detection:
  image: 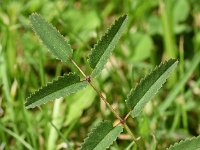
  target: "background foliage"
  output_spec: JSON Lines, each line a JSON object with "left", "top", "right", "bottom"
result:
{"left": 0, "top": 0, "right": 200, "bottom": 149}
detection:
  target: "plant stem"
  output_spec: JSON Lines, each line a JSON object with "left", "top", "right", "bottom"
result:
{"left": 89, "top": 81, "right": 123, "bottom": 122}
{"left": 89, "top": 81, "right": 145, "bottom": 149}
{"left": 70, "top": 59, "right": 86, "bottom": 78}
{"left": 70, "top": 59, "right": 123, "bottom": 121}
{"left": 70, "top": 59, "right": 142, "bottom": 148}
{"left": 124, "top": 123, "right": 137, "bottom": 141}
{"left": 124, "top": 111, "right": 131, "bottom": 121}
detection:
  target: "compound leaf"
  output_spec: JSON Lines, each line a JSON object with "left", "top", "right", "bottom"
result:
{"left": 88, "top": 15, "right": 128, "bottom": 77}
{"left": 167, "top": 135, "right": 200, "bottom": 150}
{"left": 81, "top": 120, "right": 123, "bottom": 150}
{"left": 126, "top": 59, "right": 178, "bottom": 118}
{"left": 30, "top": 13, "right": 73, "bottom": 62}
{"left": 25, "top": 73, "right": 87, "bottom": 109}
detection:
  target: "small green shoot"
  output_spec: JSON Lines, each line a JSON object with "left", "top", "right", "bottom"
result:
{"left": 25, "top": 13, "right": 194, "bottom": 150}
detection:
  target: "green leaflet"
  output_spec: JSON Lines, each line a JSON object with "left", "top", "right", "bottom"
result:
{"left": 125, "top": 59, "right": 178, "bottom": 118}
{"left": 25, "top": 73, "right": 87, "bottom": 109}
{"left": 159, "top": 50, "right": 200, "bottom": 113}
{"left": 81, "top": 121, "right": 123, "bottom": 150}
{"left": 30, "top": 13, "right": 73, "bottom": 62}
{"left": 88, "top": 15, "right": 128, "bottom": 78}
{"left": 167, "top": 135, "right": 200, "bottom": 150}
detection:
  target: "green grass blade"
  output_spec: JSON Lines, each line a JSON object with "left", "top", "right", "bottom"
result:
{"left": 47, "top": 98, "right": 63, "bottom": 150}
{"left": 25, "top": 73, "right": 87, "bottom": 109}
{"left": 160, "top": 1, "right": 177, "bottom": 58}
{"left": 167, "top": 135, "right": 200, "bottom": 150}
{"left": 88, "top": 15, "right": 128, "bottom": 78}
{"left": 30, "top": 13, "right": 73, "bottom": 62}
{"left": 0, "top": 124, "right": 34, "bottom": 150}
{"left": 126, "top": 59, "right": 178, "bottom": 118}
{"left": 80, "top": 121, "right": 123, "bottom": 150}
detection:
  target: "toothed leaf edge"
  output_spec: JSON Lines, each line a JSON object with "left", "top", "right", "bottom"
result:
{"left": 25, "top": 72, "right": 87, "bottom": 109}
{"left": 125, "top": 59, "right": 178, "bottom": 118}
{"left": 88, "top": 15, "right": 128, "bottom": 78}
{"left": 167, "top": 135, "right": 200, "bottom": 150}
{"left": 80, "top": 120, "right": 123, "bottom": 150}
{"left": 30, "top": 13, "right": 73, "bottom": 63}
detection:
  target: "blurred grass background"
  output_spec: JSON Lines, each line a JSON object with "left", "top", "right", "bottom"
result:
{"left": 0, "top": 0, "right": 200, "bottom": 149}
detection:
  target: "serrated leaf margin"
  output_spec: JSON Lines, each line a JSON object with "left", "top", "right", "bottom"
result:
{"left": 30, "top": 13, "right": 73, "bottom": 63}
{"left": 25, "top": 72, "right": 87, "bottom": 109}
{"left": 80, "top": 120, "right": 123, "bottom": 150}
{"left": 125, "top": 59, "right": 178, "bottom": 118}
{"left": 88, "top": 15, "right": 128, "bottom": 78}
{"left": 167, "top": 135, "right": 200, "bottom": 150}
